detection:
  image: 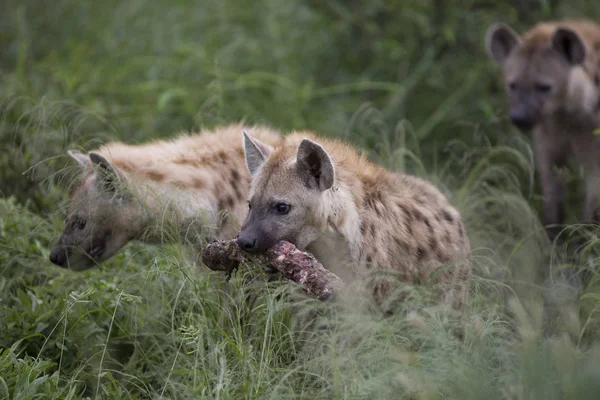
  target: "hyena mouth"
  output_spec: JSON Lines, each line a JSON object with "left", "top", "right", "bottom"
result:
{"left": 89, "top": 245, "right": 105, "bottom": 260}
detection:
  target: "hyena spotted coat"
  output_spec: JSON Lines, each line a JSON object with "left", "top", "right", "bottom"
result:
{"left": 485, "top": 19, "right": 600, "bottom": 238}
{"left": 49, "top": 123, "right": 283, "bottom": 270}
{"left": 237, "top": 131, "right": 472, "bottom": 310}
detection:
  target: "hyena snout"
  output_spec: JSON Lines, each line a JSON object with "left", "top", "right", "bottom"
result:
{"left": 237, "top": 229, "right": 261, "bottom": 253}
{"left": 510, "top": 108, "right": 537, "bottom": 131}
{"left": 237, "top": 227, "right": 274, "bottom": 254}
{"left": 49, "top": 245, "right": 68, "bottom": 268}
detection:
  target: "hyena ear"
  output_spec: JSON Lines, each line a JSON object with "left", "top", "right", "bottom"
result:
{"left": 67, "top": 149, "right": 90, "bottom": 169}
{"left": 552, "top": 28, "right": 586, "bottom": 65}
{"left": 296, "top": 138, "right": 334, "bottom": 191}
{"left": 89, "top": 152, "right": 122, "bottom": 192}
{"left": 242, "top": 130, "right": 273, "bottom": 177}
{"left": 485, "top": 23, "right": 520, "bottom": 64}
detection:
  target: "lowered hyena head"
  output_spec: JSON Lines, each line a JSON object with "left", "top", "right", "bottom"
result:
{"left": 236, "top": 131, "right": 335, "bottom": 254}
{"left": 49, "top": 150, "right": 144, "bottom": 271}
{"left": 485, "top": 21, "right": 599, "bottom": 131}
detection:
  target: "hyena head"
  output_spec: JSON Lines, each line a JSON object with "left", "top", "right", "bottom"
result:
{"left": 236, "top": 131, "right": 334, "bottom": 254}
{"left": 485, "top": 22, "right": 589, "bottom": 131}
{"left": 49, "top": 150, "right": 142, "bottom": 271}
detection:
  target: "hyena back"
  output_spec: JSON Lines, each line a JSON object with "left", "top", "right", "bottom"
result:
{"left": 485, "top": 19, "right": 600, "bottom": 238}
{"left": 237, "top": 131, "right": 472, "bottom": 310}
{"left": 49, "top": 123, "right": 283, "bottom": 271}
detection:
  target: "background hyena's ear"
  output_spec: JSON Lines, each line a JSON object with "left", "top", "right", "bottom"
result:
{"left": 243, "top": 130, "right": 273, "bottom": 177}
{"left": 485, "top": 23, "right": 520, "bottom": 64}
{"left": 89, "top": 152, "right": 123, "bottom": 192}
{"left": 67, "top": 150, "right": 89, "bottom": 169}
{"left": 296, "top": 138, "right": 334, "bottom": 191}
{"left": 552, "top": 28, "right": 586, "bottom": 65}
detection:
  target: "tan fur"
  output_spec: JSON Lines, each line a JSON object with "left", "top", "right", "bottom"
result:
{"left": 239, "top": 131, "right": 472, "bottom": 311}
{"left": 49, "top": 123, "right": 283, "bottom": 270}
{"left": 485, "top": 19, "right": 600, "bottom": 237}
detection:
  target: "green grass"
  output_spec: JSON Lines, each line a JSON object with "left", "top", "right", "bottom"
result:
{"left": 3, "top": 0, "right": 600, "bottom": 398}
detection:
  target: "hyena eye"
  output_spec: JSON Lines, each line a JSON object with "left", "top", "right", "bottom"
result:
{"left": 535, "top": 83, "right": 552, "bottom": 93}
{"left": 70, "top": 217, "right": 86, "bottom": 230}
{"left": 275, "top": 202, "right": 291, "bottom": 214}
{"left": 247, "top": 201, "right": 252, "bottom": 210}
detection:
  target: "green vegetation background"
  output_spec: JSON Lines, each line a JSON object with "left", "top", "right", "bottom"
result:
{"left": 2, "top": 0, "right": 600, "bottom": 398}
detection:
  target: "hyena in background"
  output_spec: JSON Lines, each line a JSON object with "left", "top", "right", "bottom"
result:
{"left": 49, "top": 123, "right": 283, "bottom": 271}
{"left": 237, "top": 130, "right": 472, "bottom": 311}
{"left": 485, "top": 19, "right": 600, "bottom": 240}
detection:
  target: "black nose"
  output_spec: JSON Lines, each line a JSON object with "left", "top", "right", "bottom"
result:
{"left": 510, "top": 114, "right": 536, "bottom": 131}
{"left": 237, "top": 235, "right": 258, "bottom": 253}
{"left": 49, "top": 248, "right": 67, "bottom": 267}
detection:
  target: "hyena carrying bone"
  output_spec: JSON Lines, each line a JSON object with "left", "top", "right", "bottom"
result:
{"left": 49, "top": 123, "right": 283, "bottom": 271}
{"left": 485, "top": 19, "right": 600, "bottom": 239}
{"left": 236, "top": 130, "right": 472, "bottom": 310}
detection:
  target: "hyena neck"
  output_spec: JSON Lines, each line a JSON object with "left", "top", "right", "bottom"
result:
{"left": 132, "top": 180, "right": 220, "bottom": 245}
{"left": 317, "top": 181, "right": 362, "bottom": 254}
{"left": 544, "top": 112, "right": 596, "bottom": 135}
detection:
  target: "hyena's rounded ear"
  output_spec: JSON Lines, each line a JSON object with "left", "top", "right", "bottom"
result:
{"left": 89, "top": 152, "right": 123, "bottom": 192}
{"left": 242, "top": 130, "right": 273, "bottom": 177}
{"left": 552, "top": 28, "right": 586, "bottom": 65}
{"left": 67, "top": 149, "right": 90, "bottom": 169}
{"left": 296, "top": 138, "right": 334, "bottom": 191}
{"left": 485, "top": 23, "right": 520, "bottom": 64}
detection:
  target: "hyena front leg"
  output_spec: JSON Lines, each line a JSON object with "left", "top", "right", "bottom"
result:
{"left": 534, "top": 128, "right": 569, "bottom": 241}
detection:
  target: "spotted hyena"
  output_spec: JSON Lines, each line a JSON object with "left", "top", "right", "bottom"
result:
{"left": 236, "top": 130, "right": 472, "bottom": 310}
{"left": 485, "top": 19, "right": 600, "bottom": 239}
{"left": 49, "top": 123, "right": 283, "bottom": 270}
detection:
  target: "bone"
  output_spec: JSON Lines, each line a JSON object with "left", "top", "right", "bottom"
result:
{"left": 201, "top": 239, "right": 344, "bottom": 301}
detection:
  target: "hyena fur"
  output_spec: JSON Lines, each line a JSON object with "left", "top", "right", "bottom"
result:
{"left": 485, "top": 19, "right": 600, "bottom": 239}
{"left": 236, "top": 130, "right": 472, "bottom": 311}
{"left": 49, "top": 123, "right": 283, "bottom": 271}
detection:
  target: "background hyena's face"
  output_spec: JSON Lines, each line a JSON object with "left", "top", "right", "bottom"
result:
{"left": 49, "top": 151, "right": 139, "bottom": 271}
{"left": 237, "top": 133, "right": 335, "bottom": 254}
{"left": 485, "top": 23, "right": 588, "bottom": 131}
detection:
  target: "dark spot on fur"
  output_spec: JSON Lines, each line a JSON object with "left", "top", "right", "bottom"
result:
{"left": 458, "top": 221, "right": 465, "bottom": 238}
{"left": 398, "top": 204, "right": 413, "bottom": 221}
{"left": 227, "top": 196, "right": 235, "bottom": 208}
{"left": 192, "top": 177, "right": 205, "bottom": 189}
{"left": 442, "top": 210, "right": 453, "bottom": 223}
{"left": 217, "top": 195, "right": 236, "bottom": 211}
{"left": 405, "top": 220, "right": 413, "bottom": 235}
{"left": 366, "top": 255, "right": 373, "bottom": 266}
{"left": 416, "top": 246, "right": 426, "bottom": 261}
{"left": 414, "top": 209, "right": 425, "bottom": 222}
{"left": 360, "top": 220, "right": 368, "bottom": 235}
{"left": 444, "top": 231, "right": 452, "bottom": 244}
{"left": 369, "top": 223, "right": 376, "bottom": 238}
{"left": 393, "top": 236, "right": 411, "bottom": 257}
{"left": 374, "top": 204, "right": 382, "bottom": 217}
{"left": 146, "top": 170, "right": 165, "bottom": 181}
{"left": 174, "top": 158, "right": 191, "bottom": 165}
{"left": 231, "top": 169, "right": 240, "bottom": 181}
{"left": 429, "top": 235, "right": 437, "bottom": 251}
{"left": 423, "top": 217, "right": 434, "bottom": 233}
